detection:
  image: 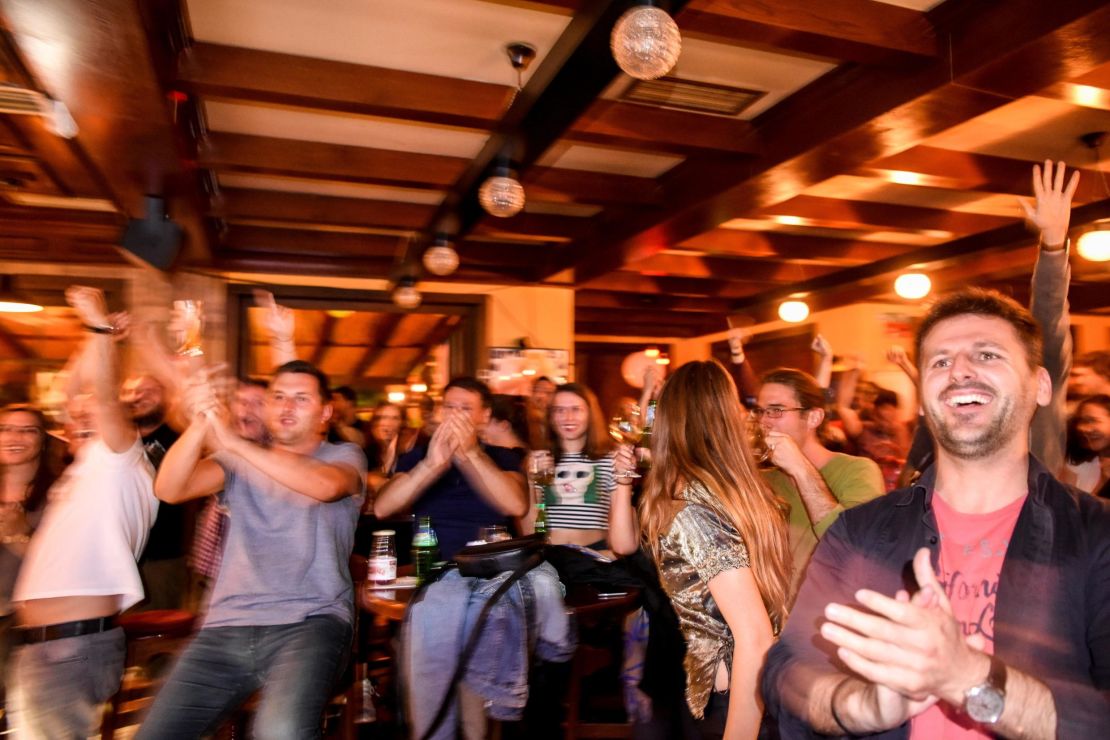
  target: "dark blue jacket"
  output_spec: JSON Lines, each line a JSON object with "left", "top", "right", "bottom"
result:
{"left": 763, "top": 458, "right": 1110, "bottom": 738}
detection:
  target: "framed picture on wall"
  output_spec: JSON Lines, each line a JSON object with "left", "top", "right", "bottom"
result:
{"left": 484, "top": 347, "right": 569, "bottom": 396}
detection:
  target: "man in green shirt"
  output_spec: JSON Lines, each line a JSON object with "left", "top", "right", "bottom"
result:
{"left": 756, "top": 368, "right": 884, "bottom": 601}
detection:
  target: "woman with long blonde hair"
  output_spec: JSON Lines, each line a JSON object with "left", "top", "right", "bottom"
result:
{"left": 629, "top": 360, "right": 791, "bottom": 739}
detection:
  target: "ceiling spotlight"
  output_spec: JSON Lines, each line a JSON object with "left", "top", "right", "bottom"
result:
{"left": 778, "top": 299, "right": 810, "bottom": 323}
{"left": 387, "top": 391, "right": 406, "bottom": 403}
{"left": 1077, "top": 223, "right": 1110, "bottom": 262}
{"left": 894, "top": 272, "right": 932, "bottom": 300}
{"left": 392, "top": 276, "right": 422, "bottom": 310}
{"left": 478, "top": 166, "right": 525, "bottom": 218}
{"left": 655, "top": 353, "right": 671, "bottom": 366}
{"left": 610, "top": 4, "right": 682, "bottom": 80}
{"left": 644, "top": 347, "right": 660, "bottom": 358}
{"left": 409, "top": 383, "right": 428, "bottom": 393}
{"left": 423, "top": 233, "right": 459, "bottom": 276}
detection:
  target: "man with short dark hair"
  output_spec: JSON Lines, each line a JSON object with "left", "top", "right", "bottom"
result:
{"left": 762, "top": 287, "right": 1110, "bottom": 738}
{"left": 375, "top": 376, "right": 527, "bottom": 559}
{"left": 139, "top": 359, "right": 367, "bottom": 737}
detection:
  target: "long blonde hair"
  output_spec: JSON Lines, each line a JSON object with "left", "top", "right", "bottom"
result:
{"left": 640, "top": 360, "right": 792, "bottom": 629}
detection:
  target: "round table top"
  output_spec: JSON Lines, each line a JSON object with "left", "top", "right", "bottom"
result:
{"left": 358, "top": 578, "right": 639, "bottom": 622}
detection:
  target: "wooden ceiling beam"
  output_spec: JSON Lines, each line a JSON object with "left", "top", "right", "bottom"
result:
{"left": 758, "top": 194, "right": 1017, "bottom": 235}
{"left": 580, "top": 271, "right": 765, "bottom": 299}
{"left": 860, "top": 146, "right": 1110, "bottom": 201}
{"left": 214, "top": 189, "right": 434, "bottom": 231}
{"left": 400, "top": 315, "right": 463, "bottom": 379}
{"left": 563, "top": 0, "right": 1110, "bottom": 285}
{"left": 574, "top": 290, "right": 737, "bottom": 313}
{"left": 680, "top": 0, "right": 936, "bottom": 63}
{"left": 308, "top": 314, "right": 337, "bottom": 367}
{"left": 349, "top": 313, "right": 406, "bottom": 382}
{"left": 206, "top": 251, "right": 533, "bottom": 284}
{"left": 576, "top": 307, "right": 726, "bottom": 328}
{"left": 626, "top": 252, "right": 843, "bottom": 283}
{"left": 198, "top": 132, "right": 467, "bottom": 190}
{"left": 0, "top": 322, "right": 34, "bottom": 359}
{"left": 575, "top": 321, "right": 718, "bottom": 339}
{"left": 678, "top": 229, "right": 913, "bottom": 264}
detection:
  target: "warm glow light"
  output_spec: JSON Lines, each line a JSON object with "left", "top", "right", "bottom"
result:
{"left": 644, "top": 347, "right": 660, "bottom": 358}
{"left": 0, "top": 299, "right": 43, "bottom": 313}
{"left": 326, "top": 309, "right": 354, "bottom": 319}
{"left": 423, "top": 244, "right": 459, "bottom": 276}
{"left": 610, "top": 5, "right": 682, "bottom": 81}
{"left": 894, "top": 272, "right": 932, "bottom": 300}
{"left": 521, "top": 368, "right": 536, "bottom": 376}
{"left": 410, "top": 383, "right": 428, "bottom": 393}
{"left": 886, "top": 170, "right": 927, "bottom": 186}
{"left": 773, "top": 215, "right": 806, "bottom": 226}
{"left": 778, "top": 300, "right": 810, "bottom": 323}
{"left": 1069, "top": 84, "right": 1106, "bottom": 108}
{"left": 656, "top": 355, "right": 671, "bottom": 366}
{"left": 1077, "top": 227, "right": 1110, "bottom": 262}
{"left": 387, "top": 391, "right": 406, "bottom": 403}
{"left": 392, "top": 282, "right": 421, "bottom": 310}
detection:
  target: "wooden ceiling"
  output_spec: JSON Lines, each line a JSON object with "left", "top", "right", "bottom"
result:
{"left": 0, "top": 0, "right": 1106, "bottom": 344}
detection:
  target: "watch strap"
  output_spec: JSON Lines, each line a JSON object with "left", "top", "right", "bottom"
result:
{"left": 83, "top": 323, "right": 117, "bottom": 335}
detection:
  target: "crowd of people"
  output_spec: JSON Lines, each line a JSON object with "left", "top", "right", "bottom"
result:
{"left": 0, "top": 161, "right": 1105, "bottom": 739}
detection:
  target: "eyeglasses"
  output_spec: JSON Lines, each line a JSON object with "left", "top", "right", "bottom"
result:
{"left": 749, "top": 406, "right": 806, "bottom": 420}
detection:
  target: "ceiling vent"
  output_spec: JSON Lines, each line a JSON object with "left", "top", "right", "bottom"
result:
{"left": 0, "top": 84, "right": 78, "bottom": 138}
{"left": 619, "top": 76, "right": 764, "bottom": 117}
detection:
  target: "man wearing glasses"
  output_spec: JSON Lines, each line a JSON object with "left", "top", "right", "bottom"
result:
{"left": 755, "top": 368, "right": 884, "bottom": 601}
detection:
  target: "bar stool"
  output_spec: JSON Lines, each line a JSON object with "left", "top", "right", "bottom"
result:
{"left": 100, "top": 609, "right": 197, "bottom": 738}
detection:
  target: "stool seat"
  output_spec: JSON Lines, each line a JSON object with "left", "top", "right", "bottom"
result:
{"left": 117, "top": 609, "right": 196, "bottom": 638}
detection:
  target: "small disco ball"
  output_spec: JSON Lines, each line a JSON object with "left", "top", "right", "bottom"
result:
{"left": 478, "top": 175, "right": 525, "bottom": 218}
{"left": 423, "top": 245, "right": 459, "bottom": 276}
{"left": 393, "top": 284, "right": 422, "bottom": 310}
{"left": 610, "top": 5, "right": 681, "bottom": 81}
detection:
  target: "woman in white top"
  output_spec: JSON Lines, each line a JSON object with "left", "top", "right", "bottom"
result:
{"left": 529, "top": 383, "right": 634, "bottom": 550}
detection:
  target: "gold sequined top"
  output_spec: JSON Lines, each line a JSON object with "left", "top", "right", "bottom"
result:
{"left": 656, "top": 482, "right": 757, "bottom": 719}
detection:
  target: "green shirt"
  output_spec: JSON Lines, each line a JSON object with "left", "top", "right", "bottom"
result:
{"left": 763, "top": 453, "right": 884, "bottom": 598}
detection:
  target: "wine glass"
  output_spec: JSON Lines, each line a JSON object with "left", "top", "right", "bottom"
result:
{"left": 173, "top": 299, "right": 205, "bottom": 357}
{"left": 747, "top": 419, "right": 773, "bottom": 467}
{"left": 608, "top": 412, "right": 642, "bottom": 479}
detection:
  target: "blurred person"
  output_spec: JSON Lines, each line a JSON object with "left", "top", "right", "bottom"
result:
{"left": 756, "top": 368, "right": 883, "bottom": 599}
{"left": 616, "top": 360, "right": 791, "bottom": 738}
{"left": 9, "top": 287, "right": 158, "bottom": 738}
{"left": 483, "top": 394, "right": 529, "bottom": 455}
{"left": 375, "top": 377, "right": 526, "bottom": 559}
{"left": 1068, "top": 350, "right": 1110, "bottom": 402}
{"left": 531, "top": 383, "right": 634, "bottom": 550}
{"left": 837, "top": 367, "right": 911, "bottom": 490}
{"left": 527, "top": 376, "right": 557, "bottom": 449}
{"left": 1063, "top": 394, "right": 1110, "bottom": 498}
{"left": 139, "top": 360, "right": 366, "bottom": 738}
{"left": 330, "top": 385, "right": 366, "bottom": 447}
{"left": 762, "top": 288, "right": 1110, "bottom": 738}
{"left": 365, "top": 401, "right": 406, "bottom": 491}
{"left": 0, "top": 405, "right": 57, "bottom": 714}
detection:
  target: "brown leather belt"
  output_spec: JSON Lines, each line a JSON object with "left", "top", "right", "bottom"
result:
{"left": 16, "top": 617, "right": 116, "bottom": 645}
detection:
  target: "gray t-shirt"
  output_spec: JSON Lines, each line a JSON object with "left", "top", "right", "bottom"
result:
{"left": 204, "top": 441, "right": 367, "bottom": 628}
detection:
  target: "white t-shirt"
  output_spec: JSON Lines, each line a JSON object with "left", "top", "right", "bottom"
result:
{"left": 13, "top": 435, "right": 158, "bottom": 612}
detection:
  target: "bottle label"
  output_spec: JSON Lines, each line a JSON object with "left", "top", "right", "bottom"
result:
{"left": 368, "top": 556, "right": 397, "bottom": 582}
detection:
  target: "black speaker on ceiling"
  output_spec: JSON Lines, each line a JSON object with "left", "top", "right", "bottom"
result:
{"left": 119, "top": 196, "right": 183, "bottom": 271}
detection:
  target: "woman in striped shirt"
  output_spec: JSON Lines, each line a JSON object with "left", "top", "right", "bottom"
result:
{"left": 533, "top": 383, "right": 635, "bottom": 551}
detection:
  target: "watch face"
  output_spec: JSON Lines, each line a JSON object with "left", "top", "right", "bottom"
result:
{"left": 966, "top": 685, "right": 1005, "bottom": 724}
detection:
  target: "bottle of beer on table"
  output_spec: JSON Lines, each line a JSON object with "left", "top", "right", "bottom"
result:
{"left": 412, "top": 516, "right": 439, "bottom": 583}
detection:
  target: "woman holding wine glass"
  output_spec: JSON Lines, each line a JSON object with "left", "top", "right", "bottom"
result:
{"left": 526, "top": 383, "right": 634, "bottom": 551}
{"left": 614, "top": 360, "right": 790, "bottom": 739}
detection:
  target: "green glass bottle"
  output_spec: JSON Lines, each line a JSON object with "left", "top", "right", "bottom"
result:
{"left": 412, "top": 516, "right": 438, "bottom": 584}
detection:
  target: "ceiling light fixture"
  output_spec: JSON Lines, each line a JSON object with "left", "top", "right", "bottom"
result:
{"left": 894, "top": 272, "right": 932, "bottom": 300}
{"left": 611, "top": 2, "right": 682, "bottom": 80}
{"left": 778, "top": 299, "right": 810, "bottom": 323}
{"left": 1077, "top": 223, "right": 1110, "bottom": 262}
{"left": 422, "top": 233, "right": 459, "bottom": 276}
{"left": 478, "top": 162, "right": 526, "bottom": 218}
{"left": 0, "top": 276, "right": 43, "bottom": 313}
{"left": 392, "top": 276, "right": 422, "bottom": 310}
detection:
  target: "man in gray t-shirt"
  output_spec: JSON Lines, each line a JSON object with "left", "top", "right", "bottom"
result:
{"left": 138, "top": 361, "right": 367, "bottom": 739}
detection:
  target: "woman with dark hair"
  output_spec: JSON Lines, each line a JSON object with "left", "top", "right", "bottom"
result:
{"left": 532, "top": 383, "right": 634, "bottom": 550}
{"left": 364, "top": 401, "right": 407, "bottom": 493}
{"left": 616, "top": 360, "right": 791, "bottom": 739}
{"left": 1066, "top": 394, "right": 1110, "bottom": 497}
{"left": 0, "top": 404, "right": 58, "bottom": 707}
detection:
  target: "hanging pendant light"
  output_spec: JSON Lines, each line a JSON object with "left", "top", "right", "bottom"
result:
{"left": 611, "top": 3, "right": 682, "bottom": 80}
{"left": 0, "top": 276, "right": 43, "bottom": 313}
{"left": 478, "top": 163, "right": 526, "bottom": 218}
{"left": 423, "top": 233, "right": 460, "bottom": 276}
{"left": 778, "top": 299, "right": 809, "bottom": 323}
{"left": 392, "top": 276, "right": 422, "bottom": 310}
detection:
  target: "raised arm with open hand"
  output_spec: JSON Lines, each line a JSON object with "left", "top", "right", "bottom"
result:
{"left": 253, "top": 289, "right": 297, "bottom": 366}
{"left": 1020, "top": 160, "right": 1080, "bottom": 248}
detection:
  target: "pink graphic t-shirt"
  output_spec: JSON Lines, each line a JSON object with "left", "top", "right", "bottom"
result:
{"left": 909, "top": 491, "right": 1026, "bottom": 739}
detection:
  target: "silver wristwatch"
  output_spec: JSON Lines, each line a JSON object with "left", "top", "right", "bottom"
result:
{"left": 964, "top": 655, "right": 1007, "bottom": 725}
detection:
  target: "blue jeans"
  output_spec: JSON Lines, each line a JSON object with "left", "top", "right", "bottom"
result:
{"left": 136, "top": 615, "right": 351, "bottom": 739}
{"left": 8, "top": 626, "right": 126, "bottom": 739}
